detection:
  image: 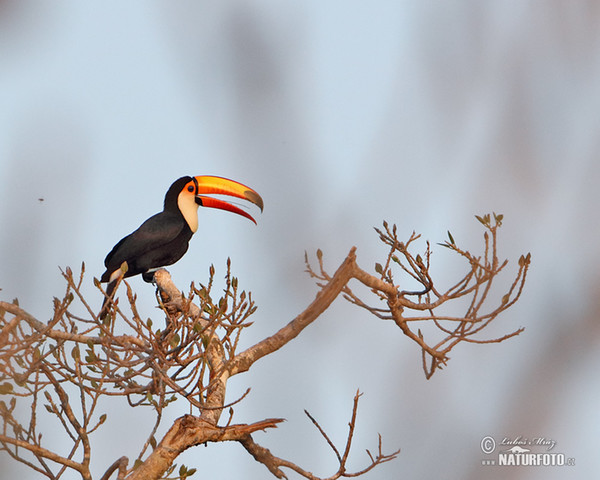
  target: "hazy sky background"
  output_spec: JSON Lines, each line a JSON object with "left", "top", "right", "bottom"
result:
{"left": 1, "top": 2, "right": 599, "bottom": 479}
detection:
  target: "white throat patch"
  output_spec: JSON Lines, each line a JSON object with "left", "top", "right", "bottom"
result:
{"left": 177, "top": 191, "right": 200, "bottom": 233}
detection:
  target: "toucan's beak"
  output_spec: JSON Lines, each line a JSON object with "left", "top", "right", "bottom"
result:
{"left": 193, "top": 176, "right": 264, "bottom": 224}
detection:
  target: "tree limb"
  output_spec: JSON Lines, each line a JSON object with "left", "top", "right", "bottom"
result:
{"left": 228, "top": 247, "right": 358, "bottom": 376}
{"left": 125, "top": 416, "right": 284, "bottom": 480}
{"left": 0, "top": 433, "right": 85, "bottom": 474}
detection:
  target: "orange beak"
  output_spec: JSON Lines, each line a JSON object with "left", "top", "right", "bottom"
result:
{"left": 193, "top": 176, "right": 264, "bottom": 224}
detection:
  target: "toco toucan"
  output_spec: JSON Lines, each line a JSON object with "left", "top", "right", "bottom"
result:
{"left": 99, "top": 175, "right": 263, "bottom": 318}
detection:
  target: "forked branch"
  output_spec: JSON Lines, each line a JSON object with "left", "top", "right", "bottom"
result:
{"left": 0, "top": 214, "right": 530, "bottom": 479}
{"left": 305, "top": 214, "right": 530, "bottom": 378}
{"left": 238, "top": 391, "right": 398, "bottom": 480}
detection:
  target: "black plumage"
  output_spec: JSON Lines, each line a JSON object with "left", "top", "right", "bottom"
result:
{"left": 98, "top": 175, "right": 263, "bottom": 319}
{"left": 101, "top": 177, "right": 193, "bottom": 283}
{"left": 99, "top": 177, "right": 194, "bottom": 317}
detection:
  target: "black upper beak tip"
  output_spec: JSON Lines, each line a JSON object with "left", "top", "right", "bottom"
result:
{"left": 245, "top": 190, "right": 264, "bottom": 212}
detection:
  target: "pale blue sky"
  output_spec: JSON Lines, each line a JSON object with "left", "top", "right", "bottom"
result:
{"left": 1, "top": 2, "right": 599, "bottom": 479}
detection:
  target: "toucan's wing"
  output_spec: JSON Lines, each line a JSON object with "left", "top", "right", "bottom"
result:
{"left": 102, "top": 211, "right": 188, "bottom": 279}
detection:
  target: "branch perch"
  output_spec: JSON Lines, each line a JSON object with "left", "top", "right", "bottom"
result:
{"left": 0, "top": 214, "right": 529, "bottom": 479}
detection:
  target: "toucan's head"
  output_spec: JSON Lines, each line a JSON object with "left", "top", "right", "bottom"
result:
{"left": 166, "top": 175, "right": 264, "bottom": 232}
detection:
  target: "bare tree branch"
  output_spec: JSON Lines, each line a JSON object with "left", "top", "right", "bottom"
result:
{"left": 239, "top": 391, "right": 399, "bottom": 480}
{"left": 0, "top": 214, "right": 529, "bottom": 479}
{"left": 126, "top": 415, "right": 284, "bottom": 480}
{"left": 228, "top": 248, "right": 358, "bottom": 376}
{"left": 100, "top": 457, "right": 128, "bottom": 480}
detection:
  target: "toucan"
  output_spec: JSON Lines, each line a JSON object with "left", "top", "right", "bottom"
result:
{"left": 99, "top": 175, "right": 263, "bottom": 318}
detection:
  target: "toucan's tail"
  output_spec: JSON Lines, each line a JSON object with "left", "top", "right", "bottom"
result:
{"left": 99, "top": 263, "right": 128, "bottom": 320}
{"left": 99, "top": 278, "right": 118, "bottom": 320}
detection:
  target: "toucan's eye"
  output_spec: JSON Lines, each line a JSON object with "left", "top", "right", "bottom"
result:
{"left": 187, "top": 185, "right": 195, "bottom": 193}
